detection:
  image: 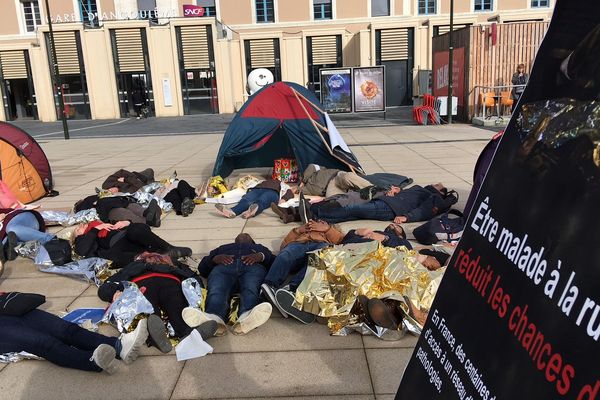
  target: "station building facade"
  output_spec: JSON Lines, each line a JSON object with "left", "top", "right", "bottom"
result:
{"left": 0, "top": 0, "right": 553, "bottom": 122}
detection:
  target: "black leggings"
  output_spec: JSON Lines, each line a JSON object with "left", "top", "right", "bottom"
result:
{"left": 163, "top": 180, "right": 196, "bottom": 215}
{"left": 100, "top": 223, "right": 172, "bottom": 267}
{"left": 137, "top": 276, "right": 192, "bottom": 338}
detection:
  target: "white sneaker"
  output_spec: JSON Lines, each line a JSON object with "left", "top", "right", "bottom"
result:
{"left": 182, "top": 307, "right": 211, "bottom": 328}
{"left": 233, "top": 302, "right": 272, "bottom": 335}
{"left": 91, "top": 344, "right": 118, "bottom": 374}
{"left": 119, "top": 318, "right": 148, "bottom": 364}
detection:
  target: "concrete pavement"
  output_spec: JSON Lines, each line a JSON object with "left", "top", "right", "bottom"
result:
{"left": 0, "top": 123, "right": 495, "bottom": 400}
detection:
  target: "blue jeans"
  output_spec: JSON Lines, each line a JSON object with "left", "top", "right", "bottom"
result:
{"left": 0, "top": 309, "right": 118, "bottom": 372}
{"left": 205, "top": 260, "right": 267, "bottom": 321}
{"left": 264, "top": 242, "right": 328, "bottom": 291}
{"left": 231, "top": 189, "right": 279, "bottom": 216}
{"left": 312, "top": 199, "right": 395, "bottom": 224}
{"left": 4, "top": 212, "right": 54, "bottom": 244}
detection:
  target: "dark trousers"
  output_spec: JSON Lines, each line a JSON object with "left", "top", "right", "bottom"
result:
{"left": 231, "top": 188, "right": 279, "bottom": 216}
{"left": 264, "top": 242, "right": 328, "bottom": 291}
{"left": 311, "top": 199, "right": 395, "bottom": 224}
{"left": 0, "top": 309, "right": 118, "bottom": 372}
{"left": 163, "top": 180, "right": 196, "bottom": 215}
{"left": 137, "top": 276, "right": 191, "bottom": 338}
{"left": 205, "top": 261, "right": 267, "bottom": 321}
{"left": 101, "top": 223, "right": 172, "bottom": 267}
{"left": 107, "top": 203, "right": 146, "bottom": 224}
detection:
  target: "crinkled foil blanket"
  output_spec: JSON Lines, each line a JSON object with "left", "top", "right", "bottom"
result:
{"left": 294, "top": 241, "right": 445, "bottom": 338}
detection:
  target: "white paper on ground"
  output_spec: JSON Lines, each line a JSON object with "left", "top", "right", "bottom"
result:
{"left": 175, "top": 329, "right": 213, "bottom": 361}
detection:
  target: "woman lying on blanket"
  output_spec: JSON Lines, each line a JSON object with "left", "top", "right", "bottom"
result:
{"left": 74, "top": 220, "right": 191, "bottom": 268}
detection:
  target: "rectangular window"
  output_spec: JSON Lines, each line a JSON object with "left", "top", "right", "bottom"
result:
{"left": 79, "top": 0, "right": 98, "bottom": 25}
{"left": 418, "top": 0, "right": 436, "bottom": 15}
{"left": 474, "top": 0, "right": 493, "bottom": 12}
{"left": 255, "top": 0, "right": 275, "bottom": 23}
{"left": 531, "top": 0, "right": 549, "bottom": 7}
{"left": 313, "top": 0, "right": 332, "bottom": 20}
{"left": 22, "top": 1, "right": 41, "bottom": 33}
{"left": 198, "top": 0, "right": 216, "bottom": 16}
{"left": 137, "top": 0, "right": 158, "bottom": 22}
{"left": 371, "top": 0, "right": 390, "bottom": 17}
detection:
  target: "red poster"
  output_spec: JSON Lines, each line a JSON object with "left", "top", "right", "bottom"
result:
{"left": 432, "top": 47, "right": 465, "bottom": 106}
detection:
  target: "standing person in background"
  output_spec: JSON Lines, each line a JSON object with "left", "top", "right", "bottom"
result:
{"left": 511, "top": 63, "right": 529, "bottom": 112}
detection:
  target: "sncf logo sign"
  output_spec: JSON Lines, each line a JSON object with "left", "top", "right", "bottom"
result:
{"left": 183, "top": 5, "right": 205, "bottom": 17}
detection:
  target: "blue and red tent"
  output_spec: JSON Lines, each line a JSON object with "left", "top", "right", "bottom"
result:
{"left": 212, "top": 81, "right": 363, "bottom": 177}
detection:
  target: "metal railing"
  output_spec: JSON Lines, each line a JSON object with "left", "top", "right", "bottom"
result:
{"left": 472, "top": 84, "right": 526, "bottom": 121}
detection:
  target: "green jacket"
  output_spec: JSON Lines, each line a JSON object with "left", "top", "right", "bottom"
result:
{"left": 301, "top": 164, "right": 339, "bottom": 196}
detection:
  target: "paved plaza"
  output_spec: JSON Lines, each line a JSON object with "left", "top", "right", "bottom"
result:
{"left": 0, "top": 123, "right": 494, "bottom": 400}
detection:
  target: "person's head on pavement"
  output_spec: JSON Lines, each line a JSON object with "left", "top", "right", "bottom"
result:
{"left": 235, "top": 233, "right": 255, "bottom": 244}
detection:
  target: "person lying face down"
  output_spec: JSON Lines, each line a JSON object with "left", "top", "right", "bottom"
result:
{"left": 74, "top": 220, "right": 191, "bottom": 268}
{"left": 186, "top": 233, "right": 275, "bottom": 336}
{"left": 309, "top": 183, "right": 457, "bottom": 224}
{"left": 97, "top": 252, "right": 217, "bottom": 353}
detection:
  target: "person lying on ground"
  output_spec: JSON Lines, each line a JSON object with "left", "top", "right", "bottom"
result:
{"left": 102, "top": 168, "right": 155, "bottom": 194}
{"left": 75, "top": 195, "right": 162, "bottom": 227}
{"left": 261, "top": 220, "right": 344, "bottom": 324}
{"left": 215, "top": 178, "right": 295, "bottom": 219}
{"left": 308, "top": 183, "right": 457, "bottom": 224}
{"left": 153, "top": 179, "right": 198, "bottom": 217}
{"left": 184, "top": 233, "right": 274, "bottom": 336}
{"left": 340, "top": 223, "right": 411, "bottom": 249}
{"left": 97, "top": 252, "right": 217, "bottom": 353}
{"left": 300, "top": 164, "right": 372, "bottom": 197}
{"left": 0, "top": 299, "right": 147, "bottom": 374}
{"left": 0, "top": 208, "right": 55, "bottom": 268}
{"left": 74, "top": 221, "right": 191, "bottom": 268}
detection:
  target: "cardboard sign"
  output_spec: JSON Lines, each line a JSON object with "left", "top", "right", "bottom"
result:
{"left": 396, "top": 1, "right": 600, "bottom": 398}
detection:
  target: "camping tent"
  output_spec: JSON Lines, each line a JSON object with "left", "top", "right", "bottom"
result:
{"left": 0, "top": 122, "right": 53, "bottom": 203}
{"left": 212, "top": 81, "right": 363, "bottom": 177}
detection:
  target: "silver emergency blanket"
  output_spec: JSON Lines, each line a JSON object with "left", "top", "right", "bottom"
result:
{"left": 336, "top": 320, "right": 409, "bottom": 341}
{"left": 101, "top": 282, "right": 154, "bottom": 333}
{"left": 40, "top": 209, "right": 99, "bottom": 226}
{"left": 15, "top": 241, "right": 111, "bottom": 285}
{"left": 0, "top": 352, "right": 43, "bottom": 364}
{"left": 182, "top": 278, "right": 203, "bottom": 308}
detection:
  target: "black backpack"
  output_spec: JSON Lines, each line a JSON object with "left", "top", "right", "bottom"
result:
{"left": 413, "top": 209, "right": 465, "bottom": 245}
{"left": 43, "top": 238, "right": 73, "bottom": 266}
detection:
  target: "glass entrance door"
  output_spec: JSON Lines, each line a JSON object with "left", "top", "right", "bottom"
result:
{"left": 181, "top": 69, "right": 218, "bottom": 114}
{"left": 116, "top": 73, "right": 154, "bottom": 118}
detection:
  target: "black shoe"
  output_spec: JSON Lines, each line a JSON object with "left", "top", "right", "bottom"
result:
{"left": 144, "top": 199, "right": 161, "bottom": 227}
{"left": 6, "top": 232, "right": 19, "bottom": 261}
{"left": 147, "top": 314, "right": 172, "bottom": 354}
{"left": 261, "top": 283, "right": 287, "bottom": 318}
{"left": 275, "top": 288, "right": 316, "bottom": 324}
{"left": 181, "top": 197, "right": 195, "bottom": 217}
{"left": 299, "top": 193, "right": 312, "bottom": 224}
{"left": 194, "top": 320, "right": 218, "bottom": 340}
{"left": 167, "top": 246, "right": 192, "bottom": 259}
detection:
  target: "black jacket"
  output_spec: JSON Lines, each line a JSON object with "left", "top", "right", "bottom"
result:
{"left": 376, "top": 185, "right": 457, "bottom": 222}
{"left": 75, "top": 195, "right": 133, "bottom": 222}
{"left": 341, "top": 230, "right": 412, "bottom": 249}
{"left": 198, "top": 242, "right": 274, "bottom": 277}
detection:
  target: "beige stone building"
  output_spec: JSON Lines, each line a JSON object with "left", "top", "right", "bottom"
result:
{"left": 0, "top": 0, "right": 553, "bottom": 122}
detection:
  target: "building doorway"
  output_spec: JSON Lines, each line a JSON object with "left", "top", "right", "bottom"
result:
{"left": 376, "top": 28, "right": 414, "bottom": 106}
{"left": 0, "top": 50, "right": 37, "bottom": 121}
{"left": 110, "top": 28, "right": 154, "bottom": 118}
{"left": 176, "top": 25, "right": 218, "bottom": 114}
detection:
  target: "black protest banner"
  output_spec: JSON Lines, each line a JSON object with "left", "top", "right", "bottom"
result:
{"left": 396, "top": 1, "right": 600, "bottom": 399}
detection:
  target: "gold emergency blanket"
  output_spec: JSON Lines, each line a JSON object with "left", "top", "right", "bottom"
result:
{"left": 294, "top": 241, "right": 445, "bottom": 334}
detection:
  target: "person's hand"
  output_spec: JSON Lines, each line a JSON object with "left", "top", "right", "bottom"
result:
{"left": 95, "top": 223, "right": 115, "bottom": 231}
{"left": 212, "top": 254, "right": 234, "bottom": 265}
{"left": 386, "top": 186, "right": 401, "bottom": 197}
{"left": 278, "top": 199, "right": 286, "bottom": 205}
{"left": 355, "top": 228, "right": 373, "bottom": 237}
{"left": 308, "top": 220, "right": 330, "bottom": 232}
{"left": 112, "top": 290, "right": 122, "bottom": 302}
{"left": 394, "top": 216, "right": 407, "bottom": 224}
{"left": 309, "top": 196, "right": 325, "bottom": 204}
{"left": 241, "top": 252, "right": 264, "bottom": 265}
{"left": 108, "top": 187, "right": 119, "bottom": 194}
{"left": 296, "top": 225, "right": 309, "bottom": 234}
{"left": 112, "top": 220, "right": 130, "bottom": 230}
{"left": 117, "top": 177, "right": 125, "bottom": 183}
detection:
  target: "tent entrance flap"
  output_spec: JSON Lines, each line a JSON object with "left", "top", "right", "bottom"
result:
{"left": 226, "top": 127, "right": 294, "bottom": 172}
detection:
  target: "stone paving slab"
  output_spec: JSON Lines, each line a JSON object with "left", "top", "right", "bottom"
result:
{"left": 0, "top": 123, "right": 493, "bottom": 399}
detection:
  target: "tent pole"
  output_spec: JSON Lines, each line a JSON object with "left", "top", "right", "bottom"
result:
{"left": 291, "top": 88, "right": 356, "bottom": 174}
{"left": 291, "top": 88, "right": 328, "bottom": 131}
{"left": 293, "top": 90, "right": 326, "bottom": 115}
